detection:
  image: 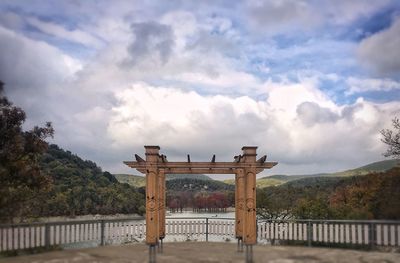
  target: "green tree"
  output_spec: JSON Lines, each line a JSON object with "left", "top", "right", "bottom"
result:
{"left": 381, "top": 117, "right": 400, "bottom": 157}
{"left": 0, "top": 81, "right": 54, "bottom": 222}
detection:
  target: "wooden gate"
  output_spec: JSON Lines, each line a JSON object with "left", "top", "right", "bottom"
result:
{"left": 124, "top": 146, "right": 277, "bottom": 262}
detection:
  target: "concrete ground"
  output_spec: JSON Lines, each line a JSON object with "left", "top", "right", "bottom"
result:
{"left": 1, "top": 243, "right": 399, "bottom": 263}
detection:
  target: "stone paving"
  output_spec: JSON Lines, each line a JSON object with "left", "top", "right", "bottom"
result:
{"left": 1, "top": 243, "right": 399, "bottom": 263}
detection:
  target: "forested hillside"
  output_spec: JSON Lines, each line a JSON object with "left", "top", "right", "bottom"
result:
{"left": 257, "top": 167, "right": 400, "bottom": 220}
{"left": 35, "top": 145, "right": 145, "bottom": 218}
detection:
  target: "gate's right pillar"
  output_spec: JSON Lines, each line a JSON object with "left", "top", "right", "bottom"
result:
{"left": 242, "top": 146, "right": 257, "bottom": 245}
{"left": 235, "top": 168, "right": 245, "bottom": 240}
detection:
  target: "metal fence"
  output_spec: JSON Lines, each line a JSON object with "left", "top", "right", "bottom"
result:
{"left": 1, "top": 217, "right": 399, "bottom": 253}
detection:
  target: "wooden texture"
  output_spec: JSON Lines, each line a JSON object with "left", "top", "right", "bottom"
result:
{"left": 235, "top": 168, "right": 245, "bottom": 238}
{"left": 158, "top": 169, "right": 166, "bottom": 239}
{"left": 242, "top": 147, "right": 257, "bottom": 245}
{"left": 145, "top": 146, "right": 159, "bottom": 245}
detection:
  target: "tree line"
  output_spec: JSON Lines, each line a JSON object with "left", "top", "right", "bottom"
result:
{"left": 256, "top": 166, "right": 400, "bottom": 220}
{"left": 167, "top": 191, "right": 234, "bottom": 213}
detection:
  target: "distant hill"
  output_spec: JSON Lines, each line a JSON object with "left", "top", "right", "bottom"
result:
{"left": 114, "top": 173, "right": 212, "bottom": 187}
{"left": 257, "top": 159, "right": 399, "bottom": 188}
{"left": 332, "top": 159, "right": 400, "bottom": 176}
{"left": 224, "top": 176, "right": 286, "bottom": 188}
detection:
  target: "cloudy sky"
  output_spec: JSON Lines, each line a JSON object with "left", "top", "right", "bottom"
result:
{"left": 1, "top": 0, "right": 399, "bottom": 178}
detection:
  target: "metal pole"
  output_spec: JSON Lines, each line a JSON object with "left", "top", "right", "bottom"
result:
{"left": 149, "top": 245, "right": 156, "bottom": 263}
{"left": 245, "top": 244, "right": 254, "bottom": 263}
{"left": 158, "top": 238, "right": 163, "bottom": 253}
{"left": 307, "top": 221, "right": 312, "bottom": 247}
{"left": 369, "top": 222, "right": 375, "bottom": 250}
{"left": 206, "top": 218, "right": 209, "bottom": 242}
{"left": 100, "top": 220, "right": 105, "bottom": 246}
{"left": 45, "top": 224, "right": 50, "bottom": 249}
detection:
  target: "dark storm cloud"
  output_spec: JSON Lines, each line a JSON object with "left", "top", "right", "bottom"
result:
{"left": 296, "top": 102, "right": 339, "bottom": 126}
{"left": 123, "top": 21, "right": 175, "bottom": 66}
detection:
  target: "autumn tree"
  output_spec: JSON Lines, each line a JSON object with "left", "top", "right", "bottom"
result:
{"left": 381, "top": 117, "right": 400, "bottom": 157}
{"left": 0, "top": 81, "right": 54, "bottom": 222}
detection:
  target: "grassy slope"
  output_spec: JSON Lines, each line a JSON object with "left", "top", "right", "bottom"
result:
{"left": 113, "top": 174, "right": 146, "bottom": 187}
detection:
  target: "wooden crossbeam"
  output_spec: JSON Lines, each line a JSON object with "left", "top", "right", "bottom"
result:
{"left": 124, "top": 161, "right": 277, "bottom": 170}
{"left": 135, "top": 168, "right": 267, "bottom": 174}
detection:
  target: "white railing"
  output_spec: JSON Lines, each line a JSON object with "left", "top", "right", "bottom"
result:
{"left": 0, "top": 218, "right": 145, "bottom": 252}
{"left": 258, "top": 219, "right": 400, "bottom": 248}
{"left": 1, "top": 218, "right": 399, "bottom": 253}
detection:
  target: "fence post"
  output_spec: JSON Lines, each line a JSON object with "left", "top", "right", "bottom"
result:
{"left": 369, "top": 222, "right": 375, "bottom": 250}
{"left": 100, "top": 220, "right": 105, "bottom": 246}
{"left": 307, "top": 221, "right": 312, "bottom": 247}
{"left": 45, "top": 224, "right": 50, "bottom": 249}
{"left": 206, "top": 218, "right": 209, "bottom": 242}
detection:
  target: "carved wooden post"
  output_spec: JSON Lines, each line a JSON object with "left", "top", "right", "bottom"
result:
{"left": 158, "top": 169, "right": 166, "bottom": 240}
{"left": 242, "top": 147, "right": 257, "bottom": 246}
{"left": 145, "top": 146, "right": 159, "bottom": 246}
{"left": 235, "top": 168, "right": 245, "bottom": 249}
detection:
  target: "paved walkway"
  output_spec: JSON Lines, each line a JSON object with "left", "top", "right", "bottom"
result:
{"left": 1, "top": 243, "right": 399, "bottom": 263}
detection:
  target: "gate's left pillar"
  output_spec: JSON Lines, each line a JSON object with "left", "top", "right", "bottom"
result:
{"left": 145, "top": 146, "right": 160, "bottom": 246}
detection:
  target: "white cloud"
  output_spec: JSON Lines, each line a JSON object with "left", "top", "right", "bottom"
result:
{"left": 106, "top": 81, "right": 398, "bottom": 176}
{"left": 346, "top": 77, "right": 400, "bottom": 95}
{"left": 357, "top": 17, "right": 400, "bottom": 76}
